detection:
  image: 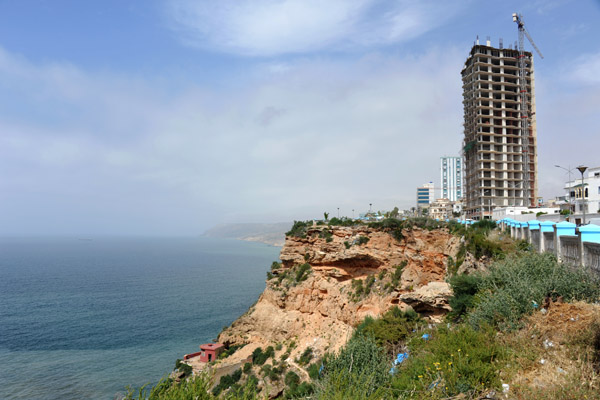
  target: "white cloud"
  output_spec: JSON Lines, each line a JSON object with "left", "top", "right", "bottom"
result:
{"left": 164, "top": 0, "right": 465, "bottom": 56}
{"left": 570, "top": 52, "right": 600, "bottom": 85}
{"left": 0, "top": 45, "right": 466, "bottom": 234}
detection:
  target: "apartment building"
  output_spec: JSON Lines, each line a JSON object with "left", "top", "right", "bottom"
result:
{"left": 461, "top": 39, "right": 538, "bottom": 219}
{"left": 440, "top": 156, "right": 463, "bottom": 202}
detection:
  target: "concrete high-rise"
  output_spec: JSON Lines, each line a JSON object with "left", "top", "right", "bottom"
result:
{"left": 440, "top": 156, "right": 463, "bottom": 201}
{"left": 461, "top": 39, "right": 538, "bottom": 219}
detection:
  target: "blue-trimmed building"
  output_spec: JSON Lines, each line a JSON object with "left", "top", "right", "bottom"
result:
{"left": 416, "top": 182, "right": 434, "bottom": 209}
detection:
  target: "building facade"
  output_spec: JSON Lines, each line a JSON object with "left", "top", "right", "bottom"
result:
{"left": 563, "top": 166, "right": 600, "bottom": 224}
{"left": 461, "top": 40, "right": 538, "bottom": 219}
{"left": 416, "top": 182, "right": 434, "bottom": 209}
{"left": 440, "top": 156, "right": 463, "bottom": 201}
{"left": 429, "top": 198, "right": 453, "bottom": 220}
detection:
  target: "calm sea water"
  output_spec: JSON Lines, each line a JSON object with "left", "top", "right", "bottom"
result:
{"left": 0, "top": 237, "right": 281, "bottom": 400}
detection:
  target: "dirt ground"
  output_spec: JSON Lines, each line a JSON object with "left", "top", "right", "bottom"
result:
{"left": 509, "top": 301, "right": 600, "bottom": 396}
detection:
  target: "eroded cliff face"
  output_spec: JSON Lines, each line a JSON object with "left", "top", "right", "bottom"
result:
{"left": 217, "top": 225, "right": 460, "bottom": 362}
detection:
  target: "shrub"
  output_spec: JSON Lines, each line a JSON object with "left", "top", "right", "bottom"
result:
{"left": 295, "top": 263, "right": 312, "bottom": 283}
{"left": 307, "top": 362, "right": 321, "bottom": 380}
{"left": 319, "top": 229, "right": 334, "bottom": 242}
{"left": 260, "top": 364, "right": 272, "bottom": 377}
{"left": 319, "top": 335, "right": 390, "bottom": 398}
{"left": 212, "top": 368, "right": 242, "bottom": 396}
{"left": 243, "top": 362, "right": 252, "bottom": 374}
{"left": 364, "top": 274, "right": 376, "bottom": 295}
{"left": 252, "top": 347, "right": 269, "bottom": 366}
{"left": 354, "top": 307, "right": 423, "bottom": 355}
{"left": 297, "top": 347, "right": 313, "bottom": 365}
{"left": 356, "top": 235, "right": 370, "bottom": 245}
{"left": 468, "top": 252, "right": 600, "bottom": 330}
{"left": 328, "top": 217, "right": 358, "bottom": 227}
{"left": 284, "top": 370, "right": 300, "bottom": 387}
{"left": 271, "top": 261, "right": 281, "bottom": 270}
{"left": 286, "top": 220, "right": 312, "bottom": 238}
{"left": 174, "top": 359, "right": 193, "bottom": 377}
{"left": 390, "top": 261, "right": 407, "bottom": 287}
{"left": 447, "top": 274, "right": 484, "bottom": 321}
{"left": 391, "top": 324, "right": 509, "bottom": 397}
{"left": 219, "top": 344, "right": 245, "bottom": 359}
{"left": 351, "top": 279, "right": 364, "bottom": 301}
{"left": 344, "top": 241, "right": 351, "bottom": 249}
{"left": 368, "top": 218, "right": 404, "bottom": 241}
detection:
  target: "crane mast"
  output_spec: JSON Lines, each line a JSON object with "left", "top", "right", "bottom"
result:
{"left": 512, "top": 13, "right": 543, "bottom": 208}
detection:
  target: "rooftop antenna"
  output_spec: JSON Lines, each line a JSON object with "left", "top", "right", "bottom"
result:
{"left": 499, "top": 38, "right": 503, "bottom": 49}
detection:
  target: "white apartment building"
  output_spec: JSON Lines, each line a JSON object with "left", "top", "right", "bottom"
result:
{"left": 440, "top": 156, "right": 463, "bottom": 201}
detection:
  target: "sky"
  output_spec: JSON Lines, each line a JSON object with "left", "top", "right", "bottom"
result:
{"left": 1, "top": 0, "right": 599, "bottom": 236}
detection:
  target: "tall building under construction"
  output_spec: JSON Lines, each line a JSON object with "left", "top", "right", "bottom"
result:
{"left": 461, "top": 38, "right": 538, "bottom": 219}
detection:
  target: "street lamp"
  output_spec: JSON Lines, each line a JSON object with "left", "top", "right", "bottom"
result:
{"left": 507, "top": 181, "right": 521, "bottom": 215}
{"left": 555, "top": 165, "right": 575, "bottom": 210}
{"left": 337, "top": 207, "right": 340, "bottom": 218}
{"left": 577, "top": 165, "right": 588, "bottom": 225}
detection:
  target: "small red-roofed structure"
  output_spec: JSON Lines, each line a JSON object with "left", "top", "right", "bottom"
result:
{"left": 195, "top": 343, "right": 224, "bottom": 362}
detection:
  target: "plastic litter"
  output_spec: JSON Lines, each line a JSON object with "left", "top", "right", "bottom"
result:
{"left": 428, "top": 378, "right": 441, "bottom": 389}
{"left": 540, "top": 359, "right": 546, "bottom": 365}
{"left": 541, "top": 308, "right": 547, "bottom": 315}
{"left": 422, "top": 333, "right": 430, "bottom": 341}
{"left": 543, "top": 339, "right": 554, "bottom": 349}
{"left": 557, "top": 367, "right": 566, "bottom": 374}
{"left": 532, "top": 300, "right": 539, "bottom": 309}
{"left": 394, "top": 352, "right": 409, "bottom": 365}
{"left": 502, "top": 383, "right": 510, "bottom": 393}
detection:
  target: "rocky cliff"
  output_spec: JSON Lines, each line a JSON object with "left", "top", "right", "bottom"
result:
{"left": 216, "top": 224, "right": 461, "bottom": 364}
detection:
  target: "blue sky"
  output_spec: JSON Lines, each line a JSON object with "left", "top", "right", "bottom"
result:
{"left": 1, "top": 0, "right": 599, "bottom": 235}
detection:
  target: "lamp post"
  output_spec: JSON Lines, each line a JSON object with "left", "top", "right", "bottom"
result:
{"left": 480, "top": 189, "right": 491, "bottom": 220}
{"left": 577, "top": 165, "right": 588, "bottom": 225}
{"left": 507, "top": 181, "right": 521, "bottom": 216}
{"left": 555, "top": 165, "right": 575, "bottom": 212}
{"left": 337, "top": 207, "right": 340, "bottom": 219}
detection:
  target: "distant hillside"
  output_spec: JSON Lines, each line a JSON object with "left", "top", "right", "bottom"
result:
{"left": 202, "top": 222, "right": 291, "bottom": 246}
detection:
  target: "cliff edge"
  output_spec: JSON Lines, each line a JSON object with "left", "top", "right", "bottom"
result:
{"left": 216, "top": 223, "right": 460, "bottom": 363}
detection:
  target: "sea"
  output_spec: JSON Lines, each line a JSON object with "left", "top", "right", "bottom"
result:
{"left": 0, "top": 236, "right": 281, "bottom": 400}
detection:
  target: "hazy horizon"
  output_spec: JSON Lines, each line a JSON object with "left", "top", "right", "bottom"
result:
{"left": 1, "top": 0, "right": 599, "bottom": 236}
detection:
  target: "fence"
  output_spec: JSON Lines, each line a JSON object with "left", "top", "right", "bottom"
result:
{"left": 499, "top": 219, "right": 600, "bottom": 276}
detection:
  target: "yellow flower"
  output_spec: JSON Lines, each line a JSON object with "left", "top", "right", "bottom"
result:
{"left": 457, "top": 349, "right": 461, "bottom": 352}
{"left": 418, "top": 375, "right": 423, "bottom": 379}
{"left": 448, "top": 362, "right": 453, "bottom": 366}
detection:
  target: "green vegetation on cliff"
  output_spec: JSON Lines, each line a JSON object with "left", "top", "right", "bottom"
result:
{"left": 126, "top": 225, "right": 600, "bottom": 399}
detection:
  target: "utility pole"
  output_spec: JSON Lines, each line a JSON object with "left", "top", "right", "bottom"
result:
{"left": 577, "top": 166, "right": 588, "bottom": 225}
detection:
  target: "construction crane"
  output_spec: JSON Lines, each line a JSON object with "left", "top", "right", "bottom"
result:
{"left": 512, "top": 13, "right": 543, "bottom": 208}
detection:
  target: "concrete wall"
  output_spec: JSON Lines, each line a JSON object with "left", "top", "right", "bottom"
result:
{"left": 501, "top": 220, "right": 600, "bottom": 277}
